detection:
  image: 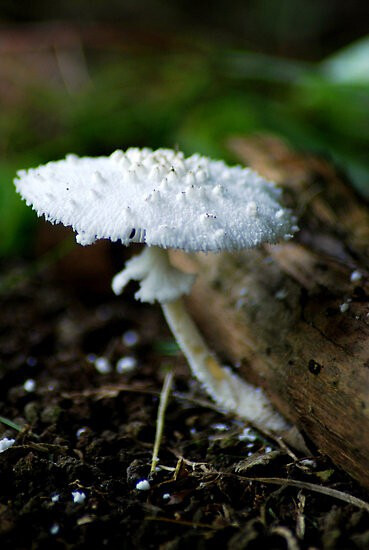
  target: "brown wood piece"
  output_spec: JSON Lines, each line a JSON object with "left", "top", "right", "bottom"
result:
{"left": 172, "top": 135, "right": 369, "bottom": 488}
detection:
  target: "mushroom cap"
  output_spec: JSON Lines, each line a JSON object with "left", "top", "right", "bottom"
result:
{"left": 15, "top": 148, "right": 297, "bottom": 252}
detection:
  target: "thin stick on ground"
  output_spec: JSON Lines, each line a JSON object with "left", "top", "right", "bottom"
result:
{"left": 0, "top": 415, "right": 22, "bottom": 432}
{"left": 151, "top": 370, "right": 174, "bottom": 475}
{"left": 247, "top": 477, "right": 369, "bottom": 513}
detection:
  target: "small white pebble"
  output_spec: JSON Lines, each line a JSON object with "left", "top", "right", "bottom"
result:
{"left": 122, "top": 330, "right": 139, "bottom": 347}
{"left": 76, "top": 428, "right": 87, "bottom": 438}
{"left": 0, "top": 438, "right": 15, "bottom": 453}
{"left": 135, "top": 479, "right": 150, "bottom": 491}
{"left": 162, "top": 493, "right": 171, "bottom": 500}
{"left": 300, "top": 458, "right": 317, "bottom": 469}
{"left": 275, "top": 288, "right": 288, "bottom": 300}
{"left": 94, "top": 357, "right": 112, "bottom": 374}
{"left": 116, "top": 356, "right": 137, "bottom": 374}
{"left": 340, "top": 302, "right": 349, "bottom": 313}
{"left": 51, "top": 493, "right": 60, "bottom": 503}
{"left": 72, "top": 491, "right": 86, "bottom": 504}
{"left": 350, "top": 270, "right": 362, "bottom": 282}
{"left": 238, "top": 427, "right": 257, "bottom": 442}
{"left": 24, "top": 379, "right": 36, "bottom": 392}
{"left": 211, "top": 423, "right": 229, "bottom": 431}
{"left": 50, "top": 523, "right": 60, "bottom": 535}
{"left": 265, "top": 446, "right": 273, "bottom": 453}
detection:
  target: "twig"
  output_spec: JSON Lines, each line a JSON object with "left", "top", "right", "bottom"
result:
{"left": 150, "top": 370, "right": 174, "bottom": 474}
{"left": 61, "top": 384, "right": 159, "bottom": 400}
{"left": 145, "top": 516, "right": 220, "bottom": 530}
{"left": 241, "top": 477, "right": 369, "bottom": 513}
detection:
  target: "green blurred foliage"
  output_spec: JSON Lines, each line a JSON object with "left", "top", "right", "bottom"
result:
{"left": 1, "top": 37, "right": 368, "bottom": 257}
{"left": 0, "top": 160, "right": 34, "bottom": 255}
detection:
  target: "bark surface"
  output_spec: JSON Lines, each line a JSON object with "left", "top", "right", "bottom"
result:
{"left": 173, "top": 135, "right": 369, "bottom": 488}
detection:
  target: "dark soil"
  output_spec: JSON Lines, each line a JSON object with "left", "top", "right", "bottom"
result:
{"left": 1, "top": 257, "right": 369, "bottom": 550}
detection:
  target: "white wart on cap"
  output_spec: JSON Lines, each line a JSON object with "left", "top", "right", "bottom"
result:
{"left": 14, "top": 148, "right": 296, "bottom": 252}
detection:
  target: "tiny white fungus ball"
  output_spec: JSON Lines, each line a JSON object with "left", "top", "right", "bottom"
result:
{"left": 300, "top": 458, "right": 317, "bottom": 469}
{"left": 350, "top": 270, "right": 362, "bottom": 282}
{"left": 162, "top": 493, "right": 171, "bottom": 500}
{"left": 94, "top": 357, "right": 112, "bottom": 374}
{"left": 116, "top": 356, "right": 137, "bottom": 374}
{"left": 0, "top": 438, "right": 15, "bottom": 453}
{"left": 135, "top": 479, "right": 151, "bottom": 491}
{"left": 246, "top": 201, "right": 257, "bottom": 217}
{"left": 275, "top": 209, "right": 285, "bottom": 219}
{"left": 50, "top": 523, "right": 60, "bottom": 535}
{"left": 51, "top": 493, "right": 60, "bottom": 503}
{"left": 122, "top": 330, "right": 139, "bottom": 347}
{"left": 340, "top": 302, "right": 350, "bottom": 313}
{"left": 211, "top": 423, "right": 229, "bottom": 431}
{"left": 72, "top": 491, "right": 87, "bottom": 504}
{"left": 24, "top": 379, "right": 36, "bottom": 392}
{"left": 275, "top": 288, "right": 288, "bottom": 300}
{"left": 238, "top": 427, "right": 257, "bottom": 442}
{"left": 76, "top": 428, "right": 87, "bottom": 438}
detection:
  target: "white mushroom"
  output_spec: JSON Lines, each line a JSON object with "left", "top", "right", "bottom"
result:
{"left": 15, "top": 147, "right": 298, "bottom": 435}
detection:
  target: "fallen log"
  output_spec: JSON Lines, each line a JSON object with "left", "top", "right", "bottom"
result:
{"left": 172, "top": 135, "right": 369, "bottom": 488}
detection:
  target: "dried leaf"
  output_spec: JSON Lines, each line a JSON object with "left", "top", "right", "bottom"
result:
{"left": 234, "top": 450, "right": 281, "bottom": 473}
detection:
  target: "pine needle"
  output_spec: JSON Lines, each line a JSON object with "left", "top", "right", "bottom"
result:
{"left": 0, "top": 415, "right": 22, "bottom": 432}
{"left": 150, "top": 370, "right": 174, "bottom": 474}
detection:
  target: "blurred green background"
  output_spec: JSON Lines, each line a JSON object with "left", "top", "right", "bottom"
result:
{"left": 1, "top": 1, "right": 368, "bottom": 257}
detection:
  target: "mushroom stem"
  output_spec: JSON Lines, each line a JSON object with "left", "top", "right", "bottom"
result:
{"left": 112, "top": 246, "right": 292, "bottom": 435}
{"left": 161, "top": 296, "right": 290, "bottom": 433}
